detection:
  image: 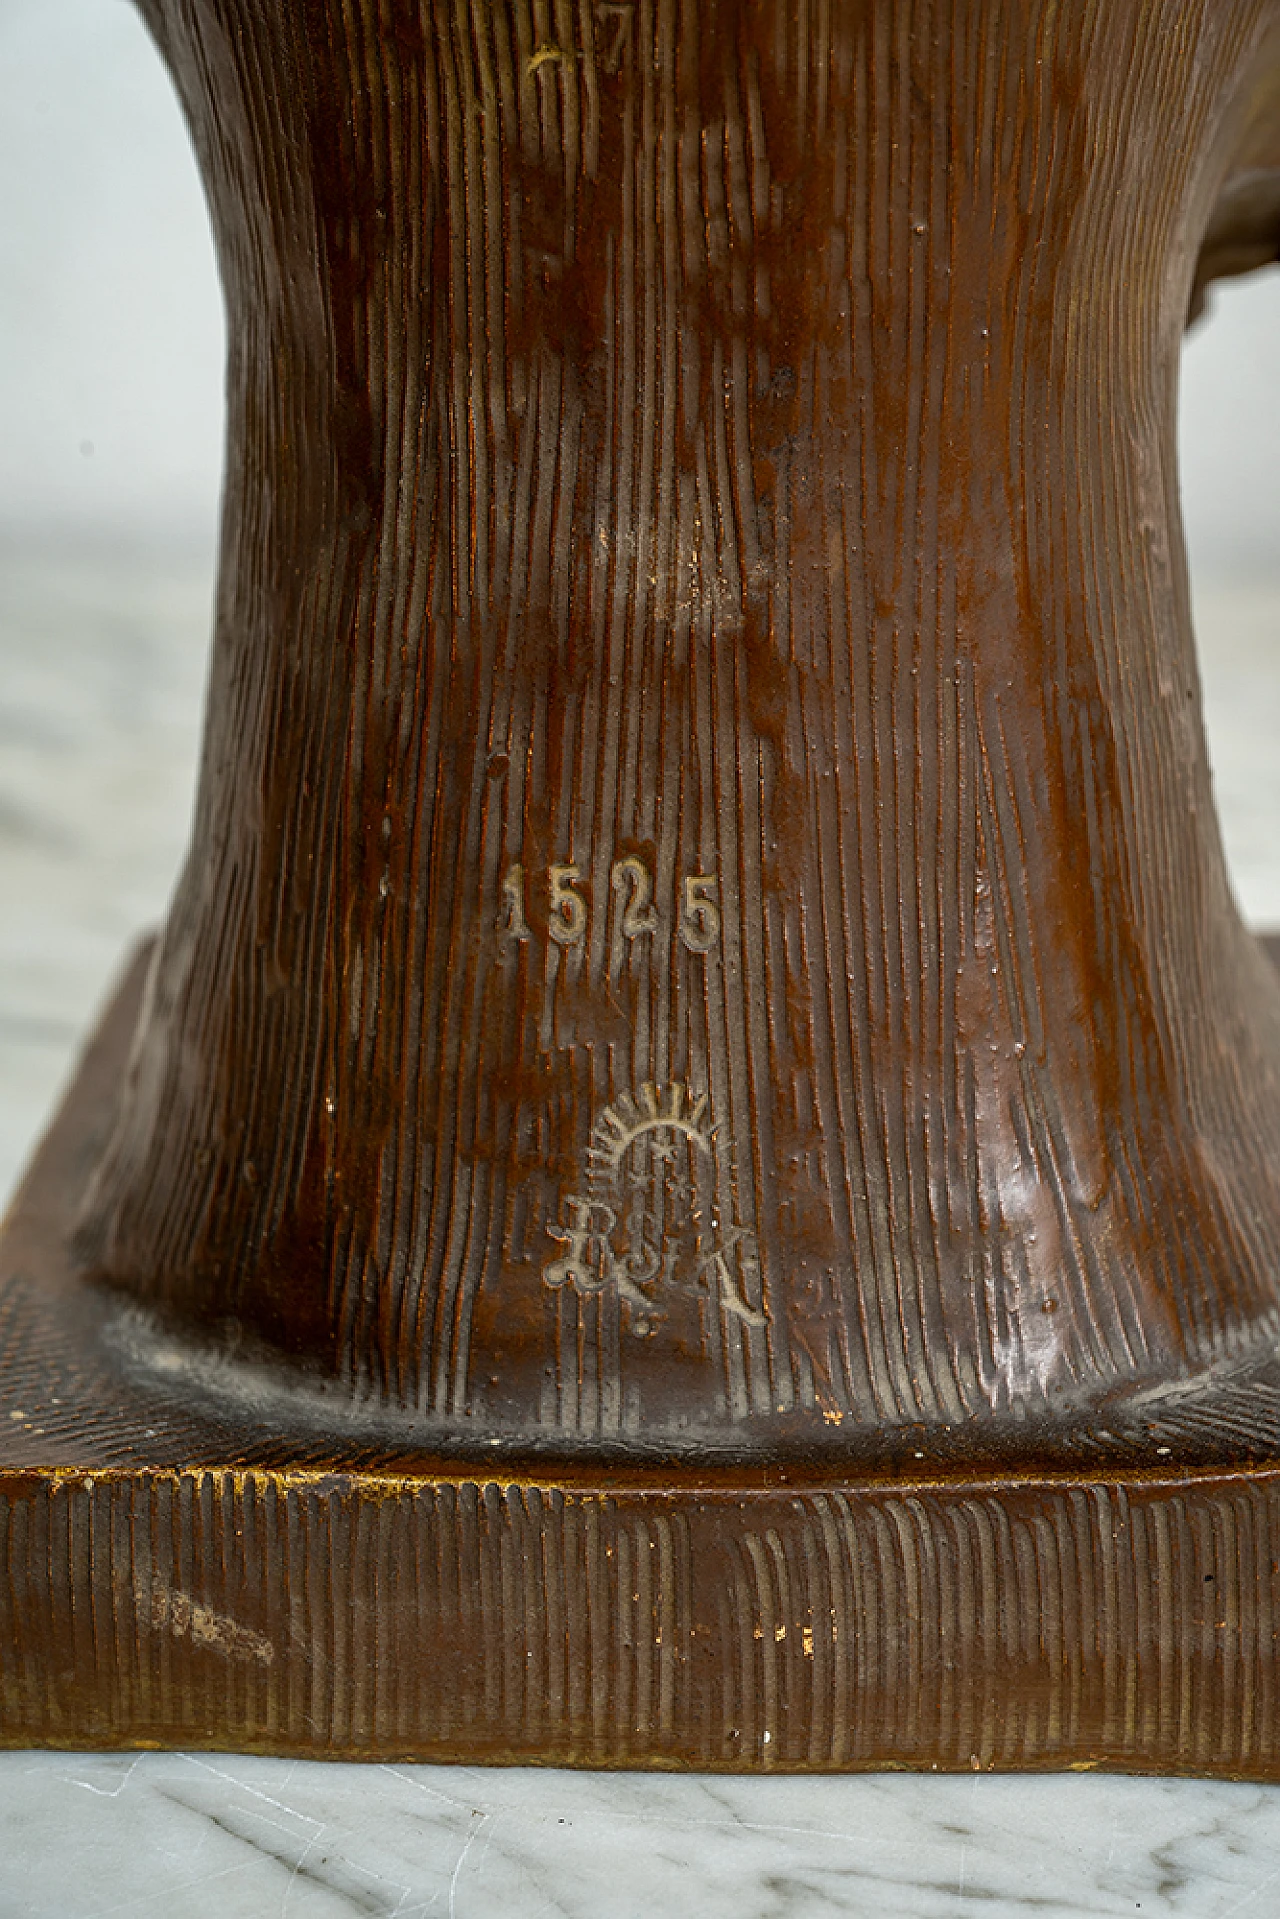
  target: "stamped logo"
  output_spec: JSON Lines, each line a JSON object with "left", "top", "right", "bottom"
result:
{"left": 543, "top": 1082, "right": 766, "bottom": 1335}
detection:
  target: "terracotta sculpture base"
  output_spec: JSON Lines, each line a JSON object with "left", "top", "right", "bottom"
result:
{"left": 5, "top": 940, "right": 1280, "bottom": 1775}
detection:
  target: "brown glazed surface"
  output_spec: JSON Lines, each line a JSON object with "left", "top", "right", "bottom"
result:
{"left": 6, "top": 946, "right": 1280, "bottom": 1771}
{"left": 7, "top": 0, "right": 1280, "bottom": 1771}
{"left": 71, "top": 0, "right": 1280, "bottom": 1457}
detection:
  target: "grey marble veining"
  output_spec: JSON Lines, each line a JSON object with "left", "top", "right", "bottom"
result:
{"left": 6, "top": 1750, "right": 1280, "bottom": 1918}
{"left": 2, "top": 550, "right": 1280, "bottom": 1914}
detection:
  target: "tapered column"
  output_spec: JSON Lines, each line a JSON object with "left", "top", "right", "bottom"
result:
{"left": 79, "top": 0, "right": 1280, "bottom": 1448}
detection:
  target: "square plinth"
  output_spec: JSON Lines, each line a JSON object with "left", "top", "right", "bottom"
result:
{"left": 7, "top": 943, "right": 1280, "bottom": 1777}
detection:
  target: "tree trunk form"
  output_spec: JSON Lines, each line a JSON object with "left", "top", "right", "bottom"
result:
{"left": 78, "top": 0, "right": 1280, "bottom": 1459}
{"left": 13, "top": 0, "right": 1280, "bottom": 1778}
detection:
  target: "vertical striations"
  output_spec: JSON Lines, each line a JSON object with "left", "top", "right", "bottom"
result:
{"left": 81, "top": 0, "right": 1280, "bottom": 1443}
{"left": 8, "top": 1467, "right": 1280, "bottom": 1772}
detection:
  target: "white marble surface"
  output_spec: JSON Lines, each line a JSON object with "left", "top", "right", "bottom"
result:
{"left": 8, "top": 1752, "right": 1280, "bottom": 1918}
{"left": 3, "top": 548, "right": 1280, "bottom": 1913}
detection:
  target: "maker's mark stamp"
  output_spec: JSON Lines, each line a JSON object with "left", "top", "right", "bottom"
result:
{"left": 543, "top": 1082, "right": 766, "bottom": 1334}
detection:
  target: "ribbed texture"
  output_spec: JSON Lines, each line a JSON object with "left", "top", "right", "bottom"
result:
{"left": 79, "top": 0, "right": 1280, "bottom": 1444}
{"left": 5, "top": 1465, "right": 1280, "bottom": 1774}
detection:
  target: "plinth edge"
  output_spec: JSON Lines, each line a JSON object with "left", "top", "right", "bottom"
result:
{"left": 7, "top": 941, "right": 1280, "bottom": 1775}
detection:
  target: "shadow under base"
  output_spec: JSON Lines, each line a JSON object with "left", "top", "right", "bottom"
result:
{"left": 7, "top": 943, "right": 1280, "bottom": 1776}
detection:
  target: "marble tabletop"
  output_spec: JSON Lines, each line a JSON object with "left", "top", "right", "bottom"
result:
{"left": 3, "top": 545, "right": 1280, "bottom": 1916}
{"left": 7, "top": 1752, "right": 1280, "bottom": 1918}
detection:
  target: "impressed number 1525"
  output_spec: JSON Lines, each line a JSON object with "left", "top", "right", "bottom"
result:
{"left": 500, "top": 859, "right": 721, "bottom": 953}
